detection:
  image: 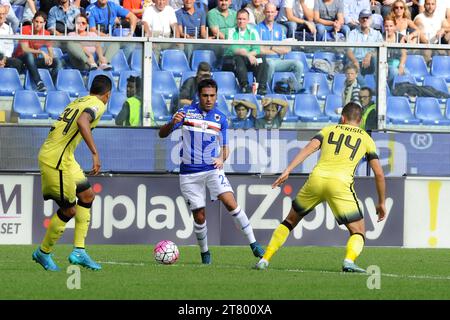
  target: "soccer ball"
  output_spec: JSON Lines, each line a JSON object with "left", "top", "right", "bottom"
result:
{"left": 154, "top": 240, "right": 179, "bottom": 265}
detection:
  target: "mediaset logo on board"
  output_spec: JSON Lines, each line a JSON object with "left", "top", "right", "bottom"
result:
{"left": 0, "top": 176, "right": 33, "bottom": 244}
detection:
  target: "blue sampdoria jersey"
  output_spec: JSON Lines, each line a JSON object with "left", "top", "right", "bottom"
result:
{"left": 171, "top": 102, "right": 228, "bottom": 174}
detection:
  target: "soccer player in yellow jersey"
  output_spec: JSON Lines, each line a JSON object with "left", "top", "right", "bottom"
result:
{"left": 32, "top": 75, "right": 112, "bottom": 271}
{"left": 255, "top": 102, "right": 386, "bottom": 273}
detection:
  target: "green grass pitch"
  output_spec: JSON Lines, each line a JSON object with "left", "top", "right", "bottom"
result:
{"left": 1, "top": 245, "right": 450, "bottom": 300}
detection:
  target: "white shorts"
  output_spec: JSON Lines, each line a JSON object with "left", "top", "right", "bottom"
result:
{"left": 180, "top": 169, "right": 234, "bottom": 210}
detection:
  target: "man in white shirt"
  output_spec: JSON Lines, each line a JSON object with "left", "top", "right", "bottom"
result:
{"left": 0, "top": 0, "right": 19, "bottom": 32}
{"left": 0, "top": 5, "right": 22, "bottom": 71}
{"left": 415, "top": 0, "right": 449, "bottom": 44}
{"left": 277, "top": 0, "right": 316, "bottom": 39}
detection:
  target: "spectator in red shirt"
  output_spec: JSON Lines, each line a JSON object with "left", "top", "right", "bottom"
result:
{"left": 14, "top": 11, "right": 62, "bottom": 92}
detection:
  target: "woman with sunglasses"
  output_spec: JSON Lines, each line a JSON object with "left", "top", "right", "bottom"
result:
{"left": 389, "top": 0, "right": 421, "bottom": 43}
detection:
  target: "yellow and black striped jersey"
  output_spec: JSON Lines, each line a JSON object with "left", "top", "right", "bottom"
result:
{"left": 38, "top": 95, "right": 106, "bottom": 170}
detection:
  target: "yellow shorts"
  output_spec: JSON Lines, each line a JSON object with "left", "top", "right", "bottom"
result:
{"left": 292, "top": 175, "right": 363, "bottom": 225}
{"left": 39, "top": 161, "right": 90, "bottom": 209}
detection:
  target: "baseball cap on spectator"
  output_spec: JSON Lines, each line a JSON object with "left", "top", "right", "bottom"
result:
{"left": 359, "top": 9, "right": 372, "bottom": 19}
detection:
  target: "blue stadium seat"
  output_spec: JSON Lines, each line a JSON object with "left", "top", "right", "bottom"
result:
{"left": 386, "top": 96, "right": 420, "bottom": 125}
{"left": 364, "top": 74, "right": 376, "bottom": 91}
{"left": 56, "top": 69, "right": 87, "bottom": 97}
{"left": 423, "top": 75, "right": 449, "bottom": 103}
{"left": 87, "top": 70, "right": 116, "bottom": 91}
{"left": 118, "top": 70, "right": 141, "bottom": 92}
{"left": 405, "top": 55, "right": 429, "bottom": 82}
{"left": 25, "top": 69, "right": 56, "bottom": 95}
{"left": 152, "top": 71, "right": 179, "bottom": 99}
{"left": 131, "top": 49, "right": 143, "bottom": 72}
{"left": 332, "top": 73, "right": 345, "bottom": 95}
{"left": 112, "top": 27, "right": 130, "bottom": 37}
{"left": 12, "top": 90, "right": 48, "bottom": 119}
{"left": 265, "top": 93, "right": 297, "bottom": 122}
{"left": 431, "top": 55, "right": 450, "bottom": 82}
{"left": 302, "top": 72, "right": 330, "bottom": 99}
{"left": 0, "top": 68, "right": 23, "bottom": 96}
{"left": 284, "top": 51, "right": 309, "bottom": 74}
{"left": 40, "top": 47, "right": 64, "bottom": 60}
{"left": 44, "top": 90, "right": 70, "bottom": 119}
{"left": 191, "top": 50, "right": 218, "bottom": 71}
{"left": 108, "top": 91, "right": 127, "bottom": 117}
{"left": 415, "top": 97, "right": 450, "bottom": 125}
{"left": 111, "top": 49, "right": 131, "bottom": 76}
{"left": 160, "top": 49, "right": 191, "bottom": 76}
{"left": 324, "top": 94, "right": 342, "bottom": 122}
{"left": 216, "top": 94, "right": 230, "bottom": 117}
{"left": 393, "top": 74, "right": 417, "bottom": 90}
{"left": 152, "top": 93, "right": 171, "bottom": 122}
{"left": 294, "top": 94, "right": 329, "bottom": 122}
{"left": 212, "top": 71, "right": 238, "bottom": 98}
{"left": 313, "top": 51, "right": 336, "bottom": 62}
{"left": 445, "top": 99, "right": 450, "bottom": 120}
{"left": 12, "top": 5, "right": 24, "bottom": 22}
{"left": 271, "top": 72, "right": 299, "bottom": 100}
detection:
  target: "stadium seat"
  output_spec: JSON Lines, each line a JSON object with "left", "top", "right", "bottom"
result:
{"left": 112, "top": 27, "right": 130, "bottom": 37}
{"left": 324, "top": 94, "right": 342, "bottom": 122}
{"left": 191, "top": 50, "right": 218, "bottom": 71}
{"left": 212, "top": 71, "right": 238, "bottom": 98}
{"left": 12, "top": 5, "right": 24, "bottom": 22}
{"left": 160, "top": 49, "right": 191, "bottom": 76}
{"left": 41, "top": 47, "right": 65, "bottom": 60}
{"left": 431, "top": 55, "right": 450, "bottom": 81}
{"left": 294, "top": 94, "right": 329, "bottom": 122}
{"left": 265, "top": 93, "right": 297, "bottom": 122}
{"left": 284, "top": 51, "right": 309, "bottom": 74}
{"left": 386, "top": 96, "right": 420, "bottom": 125}
{"left": 415, "top": 97, "right": 450, "bottom": 125}
{"left": 216, "top": 94, "right": 230, "bottom": 117}
{"left": 445, "top": 99, "right": 450, "bottom": 120}
{"left": 393, "top": 74, "right": 417, "bottom": 90}
{"left": 270, "top": 72, "right": 299, "bottom": 100}
{"left": 0, "top": 68, "right": 23, "bottom": 96}
{"left": 313, "top": 51, "right": 336, "bottom": 62}
{"left": 405, "top": 55, "right": 429, "bottom": 82}
{"left": 364, "top": 74, "right": 376, "bottom": 91}
{"left": 108, "top": 91, "right": 127, "bottom": 117}
{"left": 152, "top": 71, "right": 179, "bottom": 99}
{"left": 131, "top": 49, "right": 143, "bottom": 72}
{"left": 302, "top": 72, "right": 330, "bottom": 99}
{"left": 24, "top": 69, "right": 56, "bottom": 95}
{"left": 44, "top": 90, "right": 70, "bottom": 119}
{"left": 118, "top": 70, "right": 141, "bottom": 92}
{"left": 152, "top": 93, "right": 171, "bottom": 122}
{"left": 332, "top": 73, "right": 345, "bottom": 95}
{"left": 12, "top": 90, "right": 48, "bottom": 119}
{"left": 56, "top": 69, "right": 87, "bottom": 97}
{"left": 111, "top": 49, "right": 131, "bottom": 76}
{"left": 423, "top": 75, "right": 449, "bottom": 103}
{"left": 87, "top": 70, "right": 116, "bottom": 91}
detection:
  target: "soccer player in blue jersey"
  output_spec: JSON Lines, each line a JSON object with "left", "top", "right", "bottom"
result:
{"left": 159, "top": 79, "right": 265, "bottom": 264}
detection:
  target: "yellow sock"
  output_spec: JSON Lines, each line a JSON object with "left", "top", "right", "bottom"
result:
{"left": 263, "top": 224, "right": 290, "bottom": 262}
{"left": 41, "top": 212, "right": 67, "bottom": 253}
{"left": 74, "top": 204, "right": 91, "bottom": 248}
{"left": 344, "top": 233, "right": 365, "bottom": 262}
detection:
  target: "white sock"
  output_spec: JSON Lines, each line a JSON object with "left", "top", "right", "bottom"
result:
{"left": 229, "top": 206, "right": 256, "bottom": 244}
{"left": 194, "top": 221, "right": 208, "bottom": 253}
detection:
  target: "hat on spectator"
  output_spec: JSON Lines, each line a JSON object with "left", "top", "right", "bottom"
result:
{"left": 359, "top": 9, "right": 372, "bottom": 19}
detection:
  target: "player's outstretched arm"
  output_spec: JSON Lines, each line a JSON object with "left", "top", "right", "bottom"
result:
{"left": 77, "top": 112, "right": 100, "bottom": 175}
{"left": 369, "top": 158, "right": 386, "bottom": 222}
{"left": 159, "top": 111, "right": 185, "bottom": 138}
{"left": 272, "top": 138, "right": 321, "bottom": 188}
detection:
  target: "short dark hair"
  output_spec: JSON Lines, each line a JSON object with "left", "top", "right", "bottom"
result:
{"left": 360, "top": 86, "right": 373, "bottom": 97}
{"left": 342, "top": 102, "right": 362, "bottom": 121}
{"left": 237, "top": 9, "right": 249, "bottom": 17}
{"left": 33, "top": 11, "right": 47, "bottom": 22}
{"left": 197, "top": 62, "right": 211, "bottom": 73}
{"left": 127, "top": 75, "right": 142, "bottom": 91}
{"left": 90, "top": 75, "right": 112, "bottom": 95}
{"left": 198, "top": 78, "right": 217, "bottom": 94}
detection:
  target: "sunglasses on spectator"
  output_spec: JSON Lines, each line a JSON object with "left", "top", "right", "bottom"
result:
{"left": 76, "top": 21, "right": 87, "bottom": 25}
{"left": 394, "top": 6, "right": 405, "bottom": 10}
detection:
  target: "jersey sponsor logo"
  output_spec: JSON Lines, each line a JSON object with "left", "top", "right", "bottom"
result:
{"left": 214, "top": 114, "right": 221, "bottom": 121}
{"left": 185, "top": 112, "right": 203, "bottom": 120}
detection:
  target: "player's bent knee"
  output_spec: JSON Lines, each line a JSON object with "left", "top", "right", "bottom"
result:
{"left": 77, "top": 188, "right": 95, "bottom": 204}
{"left": 62, "top": 207, "right": 77, "bottom": 218}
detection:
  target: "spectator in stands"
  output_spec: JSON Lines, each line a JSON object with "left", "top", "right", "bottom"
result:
{"left": 383, "top": 14, "right": 408, "bottom": 88}
{"left": 277, "top": 0, "right": 316, "bottom": 39}
{"left": 231, "top": 98, "right": 257, "bottom": 129}
{"left": 47, "top": 0, "right": 80, "bottom": 35}
{"left": 256, "top": 3, "right": 304, "bottom": 85}
{"left": 390, "top": 0, "right": 421, "bottom": 43}
{"left": 343, "top": 0, "right": 371, "bottom": 31}
{"left": 0, "top": 0, "right": 20, "bottom": 32}
{"left": 123, "top": 0, "right": 145, "bottom": 36}
{"left": 207, "top": 0, "right": 237, "bottom": 39}
{"left": 0, "top": 5, "right": 22, "bottom": 71}
{"left": 179, "top": 61, "right": 212, "bottom": 107}
{"left": 359, "top": 86, "right": 377, "bottom": 130}
{"left": 115, "top": 75, "right": 151, "bottom": 126}
{"left": 418, "top": 0, "right": 450, "bottom": 23}
{"left": 414, "top": 0, "right": 449, "bottom": 44}
{"left": 10, "top": 0, "right": 36, "bottom": 25}
{"left": 222, "top": 9, "right": 269, "bottom": 95}
{"left": 314, "top": 0, "right": 350, "bottom": 41}
{"left": 346, "top": 9, "right": 383, "bottom": 85}
{"left": 244, "top": 0, "right": 265, "bottom": 25}
{"left": 342, "top": 63, "right": 360, "bottom": 106}
{"left": 13, "top": 11, "right": 63, "bottom": 92}
{"left": 255, "top": 96, "right": 288, "bottom": 129}
{"left": 170, "top": 0, "right": 184, "bottom": 10}
{"left": 66, "top": 13, "right": 112, "bottom": 71}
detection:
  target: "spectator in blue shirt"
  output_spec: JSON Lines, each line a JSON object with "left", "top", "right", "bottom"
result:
{"left": 231, "top": 98, "right": 257, "bottom": 129}
{"left": 47, "top": 0, "right": 80, "bottom": 35}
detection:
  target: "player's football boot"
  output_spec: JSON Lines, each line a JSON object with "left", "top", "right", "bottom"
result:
{"left": 32, "top": 248, "right": 60, "bottom": 271}
{"left": 68, "top": 248, "right": 102, "bottom": 271}
{"left": 201, "top": 251, "right": 211, "bottom": 264}
{"left": 250, "top": 241, "right": 265, "bottom": 258}
{"left": 342, "top": 261, "right": 366, "bottom": 273}
{"left": 253, "top": 259, "right": 269, "bottom": 270}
